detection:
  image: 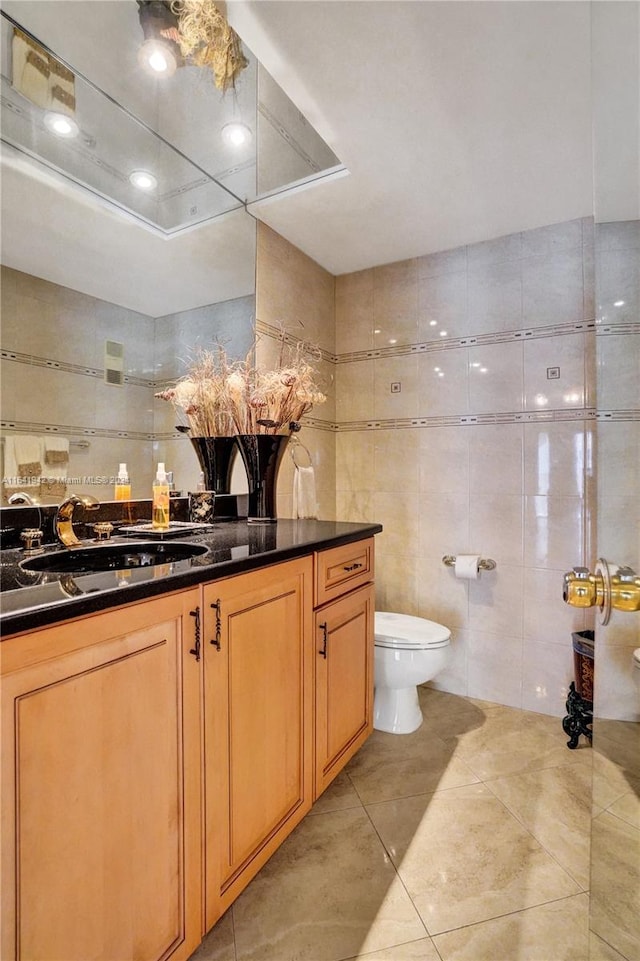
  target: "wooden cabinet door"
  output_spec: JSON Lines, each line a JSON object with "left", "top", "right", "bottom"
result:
{"left": 315, "top": 583, "right": 374, "bottom": 798}
{"left": 202, "top": 557, "right": 313, "bottom": 929}
{"left": 0, "top": 591, "right": 202, "bottom": 961}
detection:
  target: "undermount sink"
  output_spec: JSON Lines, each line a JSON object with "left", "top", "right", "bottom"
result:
{"left": 19, "top": 542, "right": 209, "bottom": 575}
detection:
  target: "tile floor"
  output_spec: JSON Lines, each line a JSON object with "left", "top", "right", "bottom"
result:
{"left": 189, "top": 687, "right": 626, "bottom": 961}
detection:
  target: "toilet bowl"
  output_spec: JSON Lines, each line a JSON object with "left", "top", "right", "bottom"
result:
{"left": 374, "top": 611, "right": 451, "bottom": 734}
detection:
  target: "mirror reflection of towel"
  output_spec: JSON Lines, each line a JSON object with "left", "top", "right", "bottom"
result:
{"left": 40, "top": 479, "right": 67, "bottom": 500}
{"left": 12, "top": 28, "right": 76, "bottom": 114}
{"left": 12, "top": 435, "right": 42, "bottom": 478}
{"left": 292, "top": 465, "right": 318, "bottom": 519}
{"left": 42, "top": 435, "right": 68, "bottom": 501}
{"left": 44, "top": 436, "right": 70, "bottom": 466}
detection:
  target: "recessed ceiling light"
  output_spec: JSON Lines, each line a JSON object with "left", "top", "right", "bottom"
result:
{"left": 373, "top": 328, "right": 381, "bottom": 335}
{"left": 129, "top": 170, "right": 158, "bottom": 191}
{"left": 613, "top": 300, "right": 625, "bottom": 307}
{"left": 43, "top": 111, "right": 79, "bottom": 138}
{"left": 429, "top": 320, "right": 437, "bottom": 327}
{"left": 388, "top": 338, "right": 397, "bottom": 345}
{"left": 221, "top": 122, "right": 253, "bottom": 147}
{"left": 439, "top": 330, "right": 448, "bottom": 337}
{"left": 138, "top": 39, "right": 178, "bottom": 77}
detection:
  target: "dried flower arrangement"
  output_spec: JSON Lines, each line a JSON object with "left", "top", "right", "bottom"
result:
{"left": 170, "top": 0, "right": 248, "bottom": 91}
{"left": 155, "top": 342, "right": 326, "bottom": 437}
{"left": 155, "top": 347, "right": 235, "bottom": 436}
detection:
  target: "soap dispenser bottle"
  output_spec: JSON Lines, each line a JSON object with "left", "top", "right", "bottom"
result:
{"left": 152, "top": 462, "right": 170, "bottom": 531}
{"left": 114, "top": 463, "right": 131, "bottom": 501}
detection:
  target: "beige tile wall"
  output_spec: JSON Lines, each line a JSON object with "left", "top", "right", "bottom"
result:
{"left": 255, "top": 223, "right": 336, "bottom": 520}
{"left": 335, "top": 219, "right": 598, "bottom": 716}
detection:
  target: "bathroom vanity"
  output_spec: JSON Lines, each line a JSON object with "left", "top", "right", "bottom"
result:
{"left": 0, "top": 520, "right": 380, "bottom": 961}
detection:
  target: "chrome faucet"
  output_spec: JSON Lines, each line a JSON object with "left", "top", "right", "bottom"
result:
{"left": 55, "top": 494, "right": 100, "bottom": 548}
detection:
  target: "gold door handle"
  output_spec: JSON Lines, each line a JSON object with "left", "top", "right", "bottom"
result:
{"left": 610, "top": 566, "right": 640, "bottom": 614}
{"left": 563, "top": 560, "right": 640, "bottom": 624}
{"left": 562, "top": 567, "right": 604, "bottom": 608}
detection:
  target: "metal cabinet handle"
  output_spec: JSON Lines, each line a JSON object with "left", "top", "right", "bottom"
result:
{"left": 318, "top": 622, "right": 328, "bottom": 658}
{"left": 189, "top": 607, "right": 201, "bottom": 662}
{"left": 343, "top": 562, "right": 363, "bottom": 572}
{"left": 210, "top": 599, "right": 222, "bottom": 651}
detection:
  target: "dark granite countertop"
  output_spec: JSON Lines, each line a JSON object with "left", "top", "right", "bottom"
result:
{"left": 0, "top": 519, "right": 382, "bottom": 638}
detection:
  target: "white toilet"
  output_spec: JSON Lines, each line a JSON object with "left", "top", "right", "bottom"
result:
{"left": 374, "top": 611, "right": 451, "bottom": 734}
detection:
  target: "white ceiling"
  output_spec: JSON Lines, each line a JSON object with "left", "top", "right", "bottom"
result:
{"left": 234, "top": 0, "right": 594, "bottom": 275}
{"left": 1, "top": 0, "right": 598, "bottom": 312}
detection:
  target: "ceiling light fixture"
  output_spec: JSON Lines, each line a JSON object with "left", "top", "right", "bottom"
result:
{"left": 221, "top": 121, "right": 253, "bottom": 147}
{"left": 129, "top": 169, "right": 158, "bottom": 191}
{"left": 137, "top": 1, "right": 182, "bottom": 77}
{"left": 139, "top": 39, "right": 177, "bottom": 75}
{"left": 43, "top": 111, "right": 79, "bottom": 138}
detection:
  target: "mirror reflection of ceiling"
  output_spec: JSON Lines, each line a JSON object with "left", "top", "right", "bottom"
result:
{"left": 0, "top": 0, "right": 342, "bottom": 235}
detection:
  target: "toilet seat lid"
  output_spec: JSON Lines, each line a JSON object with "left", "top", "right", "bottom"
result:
{"left": 374, "top": 611, "right": 451, "bottom": 650}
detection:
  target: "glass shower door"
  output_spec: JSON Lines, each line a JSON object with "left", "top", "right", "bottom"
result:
{"left": 588, "top": 4, "right": 640, "bottom": 958}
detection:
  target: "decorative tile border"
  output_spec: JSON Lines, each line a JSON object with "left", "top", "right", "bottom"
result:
{"left": 335, "top": 408, "right": 601, "bottom": 431}
{"left": 595, "top": 322, "right": 640, "bottom": 336}
{"left": 0, "top": 349, "right": 156, "bottom": 388}
{"left": 335, "top": 320, "right": 597, "bottom": 365}
{"left": 596, "top": 409, "right": 640, "bottom": 422}
{"left": 0, "top": 420, "right": 154, "bottom": 441}
{"left": 4, "top": 409, "right": 637, "bottom": 445}
{"left": 255, "top": 319, "right": 337, "bottom": 364}
{"left": 257, "top": 319, "right": 638, "bottom": 370}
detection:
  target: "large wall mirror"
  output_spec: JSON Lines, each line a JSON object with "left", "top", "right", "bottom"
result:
{"left": 0, "top": 0, "right": 341, "bottom": 506}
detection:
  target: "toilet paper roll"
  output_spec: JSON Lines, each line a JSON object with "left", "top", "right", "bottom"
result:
{"left": 454, "top": 554, "right": 481, "bottom": 580}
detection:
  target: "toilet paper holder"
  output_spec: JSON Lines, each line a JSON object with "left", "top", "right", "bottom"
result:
{"left": 442, "top": 555, "right": 497, "bottom": 571}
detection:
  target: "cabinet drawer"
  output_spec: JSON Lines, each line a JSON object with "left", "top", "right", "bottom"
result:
{"left": 314, "top": 538, "right": 374, "bottom": 607}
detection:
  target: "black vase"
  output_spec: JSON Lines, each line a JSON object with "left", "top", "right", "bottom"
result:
{"left": 189, "top": 437, "right": 237, "bottom": 494}
{"left": 235, "top": 434, "right": 290, "bottom": 523}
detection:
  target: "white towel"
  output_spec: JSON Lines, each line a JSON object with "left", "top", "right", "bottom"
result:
{"left": 12, "top": 435, "right": 43, "bottom": 478}
{"left": 40, "top": 433, "right": 68, "bottom": 501}
{"left": 12, "top": 30, "right": 50, "bottom": 110}
{"left": 292, "top": 465, "right": 318, "bottom": 519}
{"left": 2, "top": 437, "right": 19, "bottom": 482}
{"left": 44, "top": 435, "right": 69, "bottom": 466}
